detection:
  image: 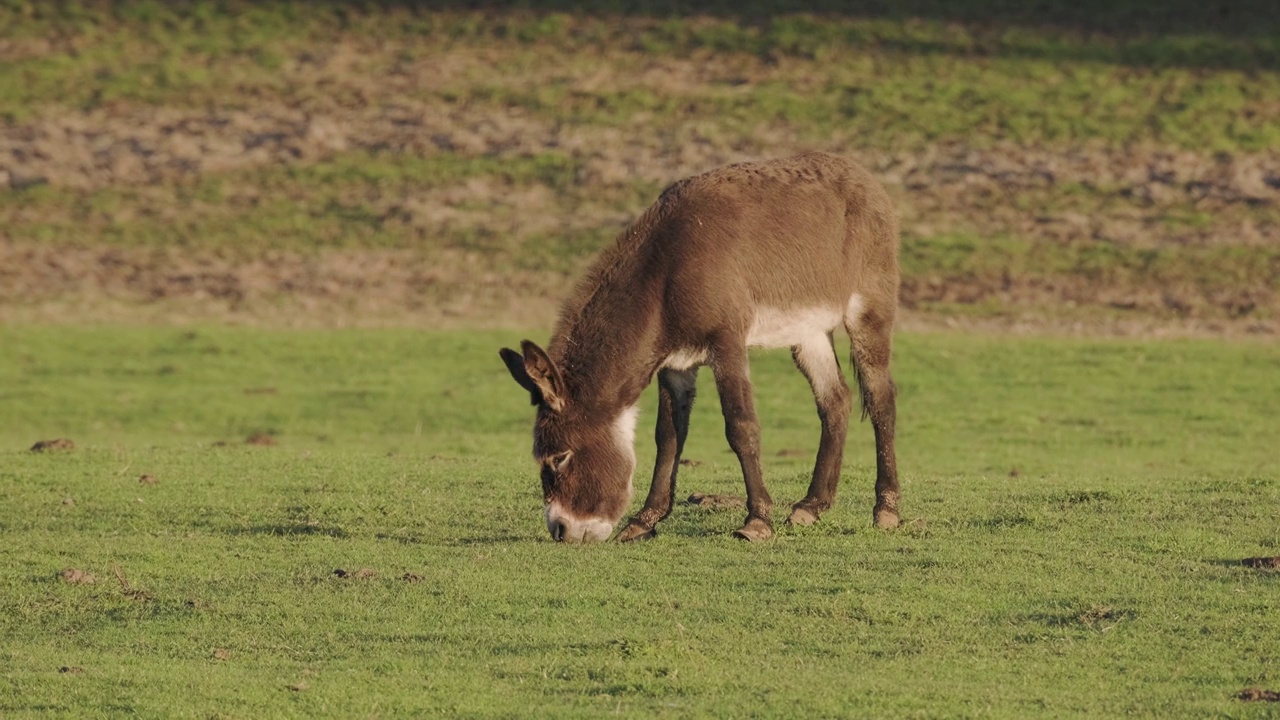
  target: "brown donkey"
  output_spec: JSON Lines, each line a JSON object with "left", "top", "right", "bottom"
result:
{"left": 501, "top": 152, "right": 900, "bottom": 542}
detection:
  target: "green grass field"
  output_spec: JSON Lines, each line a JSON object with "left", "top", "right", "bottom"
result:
{"left": 3, "top": 326, "right": 1278, "bottom": 716}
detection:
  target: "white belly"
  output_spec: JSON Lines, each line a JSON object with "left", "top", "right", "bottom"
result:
{"left": 746, "top": 306, "right": 843, "bottom": 348}
{"left": 662, "top": 295, "right": 862, "bottom": 368}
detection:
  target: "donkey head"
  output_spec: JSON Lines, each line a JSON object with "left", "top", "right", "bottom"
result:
{"left": 500, "top": 340, "right": 636, "bottom": 542}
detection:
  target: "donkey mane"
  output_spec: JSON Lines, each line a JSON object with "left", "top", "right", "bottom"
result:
{"left": 547, "top": 188, "right": 678, "bottom": 392}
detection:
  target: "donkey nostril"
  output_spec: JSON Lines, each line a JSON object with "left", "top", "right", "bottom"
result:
{"left": 552, "top": 521, "right": 567, "bottom": 542}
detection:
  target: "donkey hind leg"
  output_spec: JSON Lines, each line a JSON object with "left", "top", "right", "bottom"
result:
{"left": 616, "top": 368, "right": 698, "bottom": 542}
{"left": 786, "top": 332, "right": 854, "bottom": 527}
{"left": 709, "top": 336, "right": 773, "bottom": 541}
{"left": 848, "top": 303, "right": 901, "bottom": 529}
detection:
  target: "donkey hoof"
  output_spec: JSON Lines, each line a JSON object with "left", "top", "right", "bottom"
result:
{"left": 732, "top": 518, "right": 773, "bottom": 542}
{"left": 615, "top": 521, "right": 657, "bottom": 543}
{"left": 787, "top": 505, "right": 820, "bottom": 526}
{"left": 873, "top": 508, "right": 901, "bottom": 530}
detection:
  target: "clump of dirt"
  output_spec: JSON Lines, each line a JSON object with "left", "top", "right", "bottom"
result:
{"left": 61, "top": 497, "right": 75, "bottom": 506}
{"left": 58, "top": 666, "right": 84, "bottom": 674}
{"left": 212, "top": 648, "right": 232, "bottom": 661}
{"left": 678, "top": 458, "right": 702, "bottom": 467}
{"left": 60, "top": 568, "right": 96, "bottom": 585}
{"left": 401, "top": 572, "right": 424, "bottom": 583}
{"left": 333, "top": 568, "right": 376, "bottom": 579}
{"left": 686, "top": 493, "right": 746, "bottom": 509}
{"left": 776, "top": 448, "right": 808, "bottom": 458}
{"left": 245, "top": 432, "right": 277, "bottom": 446}
{"left": 30, "top": 439, "right": 75, "bottom": 452}
{"left": 1238, "top": 688, "right": 1280, "bottom": 702}
{"left": 138, "top": 474, "right": 158, "bottom": 485}
{"left": 1078, "top": 606, "right": 1124, "bottom": 624}
{"left": 1241, "top": 556, "right": 1280, "bottom": 569}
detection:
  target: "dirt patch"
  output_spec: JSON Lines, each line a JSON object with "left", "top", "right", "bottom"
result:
{"left": 1238, "top": 688, "right": 1280, "bottom": 702}
{"left": 30, "top": 438, "right": 75, "bottom": 452}
{"left": 686, "top": 493, "right": 746, "bottom": 510}
{"left": 678, "top": 459, "right": 703, "bottom": 468}
{"left": 138, "top": 474, "right": 158, "bottom": 485}
{"left": 1241, "top": 556, "right": 1280, "bottom": 569}
{"left": 245, "top": 432, "right": 278, "bottom": 446}
{"left": 401, "top": 572, "right": 424, "bottom": 583}
{"left": 60, "top": 568, "right": 96, "bottom": 585}
{"left": 58, "top": 666, "right": 84, "bottom": 675}
{"left": 333, "top": 568, "right": 376, "bottom": 579}
{"left": 212, "top": 649, "right": 232, "bottom": 661}
{"left": 776, "top": 448, "right": 808, "bottom": 458}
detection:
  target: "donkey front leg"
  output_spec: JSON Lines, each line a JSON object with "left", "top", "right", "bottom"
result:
{"left": 616, "top": 368, "right": 698, "bottom": 542}
{"left": 711, "top": 339, "right": 773, "bottom": 541}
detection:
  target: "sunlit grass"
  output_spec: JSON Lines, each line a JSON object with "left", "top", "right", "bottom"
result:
{"left": 1, "top": 326, "right": 1278, "bottom": 715}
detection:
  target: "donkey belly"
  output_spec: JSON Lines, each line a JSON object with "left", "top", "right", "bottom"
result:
{"left": 746, "top": 304, "right": 847, "bottom": 349}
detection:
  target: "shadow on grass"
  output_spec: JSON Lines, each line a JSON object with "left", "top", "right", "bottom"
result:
{"left": 389, "top": 0, "right": 1277, "bottom": 70}
{"left": 376, "top": 531, "right": 534, "bottom": 546}
{"left": 220, "top": 523, "right": 350, "bottom": 538}
{"left": 26, "top": 0, "right": 1280, "bottom": 70}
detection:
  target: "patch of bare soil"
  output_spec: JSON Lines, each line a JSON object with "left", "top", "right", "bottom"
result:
{"left": 0, "top": 244, "right": 565, "bottom": 331}
{"left": 30, "top": 438, "right": 75, "bottom": 452}
{"left": 401, "top": 572, "right": 424, "bottom": 583}
{"left": 1239, "top": 688, "right": 1280, "bottom": 702}
{"left": 333, "top": 568, "right": 376, "bottom": 579}
{"left": 245, "top": 432, "right": 278, "bottom": 446}
{"left": 1241, "top": 556, "right": 1280, "bottom": 569}
{"left": 138, "top": 474, "right": 158, "bottom": 485}
{"left": 686, "top": 493, "right": 746, "bottom": 510}
{"left": 58, "top": 666, "right": 84, "bottom": 674}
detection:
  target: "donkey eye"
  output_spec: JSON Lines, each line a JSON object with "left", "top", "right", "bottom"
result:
{"left": 548, "top": 450, "right": 572, "bottom": 472}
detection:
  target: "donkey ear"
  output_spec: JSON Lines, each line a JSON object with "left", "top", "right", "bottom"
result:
{"left": 519, "top": 340, "right": 568, "bottom": 412}
{"left": 500, "top": 347, "right": 543, "bottom": 405}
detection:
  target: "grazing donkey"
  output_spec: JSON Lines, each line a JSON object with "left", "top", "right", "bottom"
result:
{"left": 501, "top": 152, "right": 900, "bottom": 542}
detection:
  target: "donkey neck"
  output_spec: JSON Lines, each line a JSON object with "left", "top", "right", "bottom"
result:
{"left": 548, "top": 277, "right": 660, "bottom": 417}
